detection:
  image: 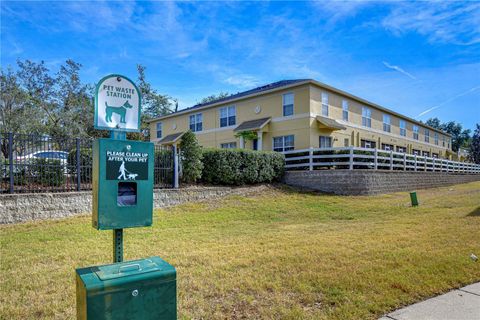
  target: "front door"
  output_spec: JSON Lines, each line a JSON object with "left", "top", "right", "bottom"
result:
{"left": 252, "top": 139, "right": 258, "bottom": 150}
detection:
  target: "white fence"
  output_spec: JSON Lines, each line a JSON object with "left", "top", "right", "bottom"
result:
{"left": 283, "top": 147, "right": 480, "bottom": 173}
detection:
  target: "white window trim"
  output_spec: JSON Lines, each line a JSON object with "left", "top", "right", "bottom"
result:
{"left": 321, "top": 92, "right": 329, "bottom": 117}
{"left": 282, "top": 93, "right": 295, "bottom": 117}
{"left": 219, "top": 105, "right": 236, "bottom": 128}
{"left": 156, "top": 122, "right": 163, "bottom": 139}
{"left": 189, "top": 113, "right": 203, "bottom": 132}
{"left": 342, "top": 100, "right": 349, "bottom": 121}
{"left": 272, "top": 135, "right": 295, "bottom": 152}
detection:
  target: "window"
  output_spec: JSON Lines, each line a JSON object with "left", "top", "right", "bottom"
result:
{"left": 321, "top": 92, "right": 329, "bottom": 116}
{"left": 361, "top": 139, "right": 376, "bottom": 149}
{"left": 273, "top": 135, "right": 294, "bottom": 152}
{"left": 412, "top": 149, "right": 420, "bottom": 155}
{"left": 432, "top": 153, "right": 439, "bottom": 158}
{"left": 413, "top": 125, "right": 419, "bottom": 140}
{"left": 442, "top": 136, "right": 446, "bottom": 147}
{"left": 434, "top": 132, "right": 439, "bottom": 145}
{"left": 220, "top": 106, "right": 236, "bottom": 127}
{"left": 189, "top": 113, "right": 203, "bottom": 132}
{"left": 344, "top": 138, "right": 349, "bottom": 147}
{"left": 381, "top": 143, "right": 393, "bottom": 151}
{"left": 362, "top": 107, "right": 371, "bottom": 128}
{"left": 156, "top": 122, "right": 162, "bottom": 139}
{"left": 283, "top": 93, "right": 294, "bottom": 116}
{"left": 383, "top": 114, "right": 391, "bottom": 132}
{"left": 220, "top": 142, "right": 237, "bottom": 149}
{"left": 399, "top": 120, "right": 406, "bottom": 137}
{"left": 342, "top": 100, "right": 348, "bottom": 121}
{"left": 396, "top": 146, "right": 405, "bottom": 153}
{"left": 447, "top": 138, "right": 451, "bottom": 149}
{"left": 424, "top": 129, "right": 430, "bottom": 143}
{"left": 422, "top": 151, "right": 430, "bottom": 157}
{"left": 319, "top": 136, "right": 332, "bottom": 148}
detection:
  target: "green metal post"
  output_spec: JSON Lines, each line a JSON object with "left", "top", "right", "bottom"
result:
{"left": 113, "top": 228, "right": 124, "bottom": 263}
{"left": 111, "top": 130, "right": 126, "bottom": 263}
{"left": 410, "top": 191, "right": 419, "bottom": 207}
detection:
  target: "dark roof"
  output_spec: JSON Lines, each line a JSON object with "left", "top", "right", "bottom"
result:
{"left": 169, "top": 79, "right": 310, "bottom": 116}
{"left": 157, "top": 132, "right": 185, "bottom": 145}
{"left": 234, "top": 117, "right": 271, "bottom": 132}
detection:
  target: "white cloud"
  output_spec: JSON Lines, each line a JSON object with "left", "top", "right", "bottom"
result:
{"left": 416, "top": 85, "right": 480, "bottom": 118}
{"left": 382, "top": 2, "right": 480, "bottom": 45}
{"left": 382, "top": 61, "right": 416, "bottom": 80}
{"left": 224, "top": 75, "right": 261, "bottom": 88}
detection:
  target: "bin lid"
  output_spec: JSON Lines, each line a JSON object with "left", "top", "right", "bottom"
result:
{"left": 94, "top": 257, "right": 166, "bottom": 281}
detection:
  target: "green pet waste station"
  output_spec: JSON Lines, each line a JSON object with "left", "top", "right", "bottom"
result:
{"left": 75, "top": 74, "right": 176, "bottom": 320}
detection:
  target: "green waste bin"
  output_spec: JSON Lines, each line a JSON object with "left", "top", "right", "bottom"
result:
{"left": 76, "top": 256, "right": 176, "bottom": 320}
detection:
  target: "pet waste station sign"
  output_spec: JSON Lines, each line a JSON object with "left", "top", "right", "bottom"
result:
{"left": 94, "top": 74, "right": 141, "bottom": 132}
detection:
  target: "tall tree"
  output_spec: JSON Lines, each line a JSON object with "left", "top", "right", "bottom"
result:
{"left": 469, "top": 124, "right": 480, "bottom": 164}
{"left": 425, "top": 117, "right": 471, "bottom": 152}
{"left": 198, "top": 92, "right": 230, "bottom": 105}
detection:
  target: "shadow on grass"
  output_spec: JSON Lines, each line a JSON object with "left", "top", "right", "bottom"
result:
{"left": 467, "top": 207, "right": 480, "bottom": 217}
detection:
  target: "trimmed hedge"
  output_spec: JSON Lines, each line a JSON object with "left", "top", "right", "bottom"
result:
{"left": 201, "top": 148, "right": 284, "bottom": 185}
{"left": 67, "top": 148, "right": 93, "bottom": 183}
{"left": 31, "top": 158, "right": 66, "bottom": 187}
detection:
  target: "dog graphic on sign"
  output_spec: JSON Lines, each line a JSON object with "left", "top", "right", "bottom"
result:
{"left": 105, "top": 100, "right": 133, "bottom": 124}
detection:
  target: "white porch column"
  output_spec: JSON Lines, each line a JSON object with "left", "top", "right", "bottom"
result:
{"left": 257, "top": 131, "right": 263, "bottom": 151}
{"left": 240, "top": 136, "right": 245, "bottom": 149}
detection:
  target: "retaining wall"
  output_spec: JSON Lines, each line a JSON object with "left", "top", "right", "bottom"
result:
{"left": 284, "top": 170, "right": 480, "bottom": 195}
{"left": 0, "top": 185, "right": 268, "bottom": 224}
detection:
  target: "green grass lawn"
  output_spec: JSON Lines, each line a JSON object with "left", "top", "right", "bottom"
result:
{"left": 1, "top": 182, "right": 479, "bottom": 319}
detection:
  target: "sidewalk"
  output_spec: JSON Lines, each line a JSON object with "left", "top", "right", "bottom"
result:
{"left": 380, "top": 283, "right": 480, "bottom": 320}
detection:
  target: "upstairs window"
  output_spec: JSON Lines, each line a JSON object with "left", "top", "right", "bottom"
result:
{"left": 283, "top": 93, "right": 294, "bottom": 116}
{"left": 442, "top": 136, "right": 446, "bottom": 147}
{"left": 273, "top": 135, "right": 294, "bottom": 152}
{"left": 424, "top": 129, "right": 430, "bottom": 143}
{"left": 362, "top": 107, "right": 371, "bottom": 128}
{"left": 434, "top": 132, "right": 439, "bottom": 145}
{"left": 321, "top": 92, "right": 329, "bottom": 116}
{"left": 399, "top": 120, "right": 406, "bottom": 136}
{"left": 342, "top": 100, "right": 348, "bottom": 121}
{"left": 319, "top": 136, "right": 332, "bottom": 148}
{"left": 447, "top": 138, "right": 451, "bottom": 149}
{"left": 220, "top": 106, "right": 236, "bottom": 127}
{"left": 413, "top": 125, "right": 419, "bottom": 140}
{"left": 383, "top": 114, "right": 391, "bottom": 133}
{"left": 156, "top": 122, "right": 162, "bottom": 139}
{"left": 189, "top": 113, "right": 203, "bottom": 132}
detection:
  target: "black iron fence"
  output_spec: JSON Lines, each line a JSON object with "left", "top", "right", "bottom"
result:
{"left": 0, "top": 133, "right": 175, "bottom": 194}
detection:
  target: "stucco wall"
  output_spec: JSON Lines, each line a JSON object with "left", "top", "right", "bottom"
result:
{"left": 0, "top": 185, "right": 269, "bottom": 224}
{"left": 284, "top": 170, "right": 480, "bottom": 195}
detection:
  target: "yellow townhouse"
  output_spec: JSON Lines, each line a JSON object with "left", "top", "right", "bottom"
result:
{"left": 148, "top": 79, "right": 454, "bottom": 159}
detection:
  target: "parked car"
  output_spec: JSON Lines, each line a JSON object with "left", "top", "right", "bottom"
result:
{"left": 16, "top": 151, "right": 69, "bottom": 173}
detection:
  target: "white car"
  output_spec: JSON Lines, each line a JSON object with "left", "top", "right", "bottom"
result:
{"left": 16, "top": 151, "right": 68, "bottom": 164}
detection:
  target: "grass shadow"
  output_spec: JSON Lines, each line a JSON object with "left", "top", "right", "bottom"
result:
{"left": 467, "top": 207, "right": 480, "bottom": 217}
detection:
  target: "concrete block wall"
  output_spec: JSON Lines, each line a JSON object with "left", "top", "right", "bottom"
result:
{"left": 0, "top": 185, "right": 268, "bottom": 224}
{"left": 284, "top": 170, "right": 480, "bottom": 195}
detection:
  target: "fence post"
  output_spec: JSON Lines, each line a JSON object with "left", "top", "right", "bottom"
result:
{"left": 349, "top": 146, "right": 353, "bottom": 170}
{"left": 309, "top": 148, "right": 313, "bottom": 171}
{"left": 374, "top": 149, "right": 378, "bottom": 170}
{"left": 76, "top": 138, "right": 81, "bottom": 192}
{"left": 8, "top": 133, "right": 14, "bottom": 194}
{"left": 414, "top": 154, "right": 417, "bottom": 171}
{"left": 432, "top": 157, "right": 435, "bottom": 172}
{"left": 424, "top": 156, "right": 427, "bottom": 171}
{"left": 403, "top": 153, "right": 407, "bottom": 171}
{"left": 389, "top": 150, "right": 393, "bottom": 170}
{"left": 172, "top": 144, "right": 179, "bottom": 189}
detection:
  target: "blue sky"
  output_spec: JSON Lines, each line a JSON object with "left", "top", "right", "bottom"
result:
{"left": 1, "top": 1, "right": 479, "bottom": 130}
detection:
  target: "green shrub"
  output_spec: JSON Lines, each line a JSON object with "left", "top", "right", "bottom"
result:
{"left": 67, "top": 148, "right": 93, "bottom": 183}
{"left": 31, "top": 158, "right": 66, "bottom": 187}
{"left": 179, "top": 131, "right": 203, "bottom": 183}
{"left": 201, "top": 148, "right": 284, "bottom": 185}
